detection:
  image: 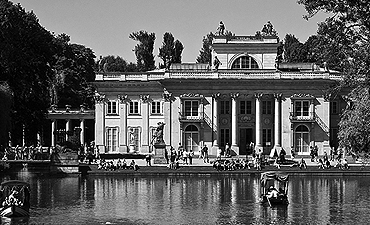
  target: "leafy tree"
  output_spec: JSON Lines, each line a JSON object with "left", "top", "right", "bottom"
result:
{"left": 196, "top": 32, "right": 214, "bottom": 65}
{"left": 0, "top": 0, "right": 55, "bottom": 145}
{"left": 158, "top": 32, "right": 184, "bottom": 69}
{"left": 50, "top": 34, "right": 96, "bottom": 109}
{"left": 98, "top": 55, "right": 137, "bottom": 72}
{"left": 298, "top": 0, "right": 370, "bottom": 153}
{"left": 129, "top": 30, "right": 156, "bottom": 72}
{"left": 283, "top": 34, "right": 307, "bottom": 63}
{"left": 0, "top": 82, "right": 12, "bottom": 147}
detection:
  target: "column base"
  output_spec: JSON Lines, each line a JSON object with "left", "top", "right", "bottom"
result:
{"left": 119, "top": 145, "right": 128, "bottom": 153}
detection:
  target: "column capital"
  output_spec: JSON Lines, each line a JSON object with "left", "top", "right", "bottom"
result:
{"left": 118, "top": 94, "right": 129, "bottom": 104}
{"left": 212, "top": 92, "right": 222, "bottom": 100}
{"left": 230, "top": 92, "right": 240, "bottom": 100}
{"left": 140, "top": 94, "right": 151, "bottom": 103}
{"left": 94, "top": 91, "right": 106, "bottom": 103}
{"left": 274, "top": 93, "right": 283, "bottom": 100}
{"left": 254, "top": 92, "right": 264, "bottom": 100}
{"left": 162, "top": 88, "right": 173, "bottom": 102}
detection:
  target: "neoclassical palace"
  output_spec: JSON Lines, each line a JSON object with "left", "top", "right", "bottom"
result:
{"left": 93, "top": 30, "right": 345, "bottom": 158}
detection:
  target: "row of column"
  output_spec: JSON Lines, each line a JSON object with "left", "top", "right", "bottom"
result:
{"left": 51, "top": 119, "right": 85, "bottom": 146}
{"left": 213, "top": 93, "right": 282, "bottom": 150}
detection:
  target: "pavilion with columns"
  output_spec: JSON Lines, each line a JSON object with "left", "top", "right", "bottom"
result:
{"left": 93, "top": 26, "right": 346, "bottom": 158}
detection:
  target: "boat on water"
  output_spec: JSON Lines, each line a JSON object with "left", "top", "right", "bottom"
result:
{"left": 0, "top": 180, "right": 30, "bottom": 217}
{"left": 260, "top": 171, "right": 289, "bottom": 206}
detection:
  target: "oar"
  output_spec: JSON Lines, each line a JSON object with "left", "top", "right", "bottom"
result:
{"left": 266, "top": 195, "right": 272, "bottom": 207}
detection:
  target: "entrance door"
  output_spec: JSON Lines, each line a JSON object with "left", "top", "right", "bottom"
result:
{"left": 239, "top": 128, "right": 253, "bottom": 155}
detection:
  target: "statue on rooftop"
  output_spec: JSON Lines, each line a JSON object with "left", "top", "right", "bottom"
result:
{"left": 261, "top": 21, "right": 277, "bottom": 36}
{"left": 213, "top": 56, "right": 222, "bottom": 71}
{"left": 217, "top": 21, "right": 225, "bottom": 36}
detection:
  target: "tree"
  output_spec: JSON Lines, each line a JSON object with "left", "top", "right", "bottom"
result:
{"left": 98, "top": 55, "right": 137, "bottom": 72}
{"left": 283, "top": 34, "right": 307, "bottom": 63}
{"left": 158, "top": 32, "right": 184, "bottom": 69}
{"left": 298, "top": 0, "right": 370, "bottom": 153}
{"left": 196, "top": 32, "right": 214, "bottom": 65}
{"left": 129, "top": 30, "right": 156, "bottom": 72}
{"left": 50, "top": 34, "right": 96, "bottom": 109}
{"left": 0, "top": 0, "right": 55, "bottom": 145}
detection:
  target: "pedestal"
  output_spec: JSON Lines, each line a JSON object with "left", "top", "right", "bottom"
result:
{"left": 129, "top": 145, "right": 136, "bottom": 153}
{"left": 153, "top": 144, "right": 167, "bottom": 164}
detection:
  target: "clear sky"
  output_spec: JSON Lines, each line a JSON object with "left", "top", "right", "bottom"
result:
{"left": 15, "top": 0, "right": 329, "bottom": 65}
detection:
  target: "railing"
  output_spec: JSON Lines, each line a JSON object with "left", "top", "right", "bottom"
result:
{"left": 289, "top": 112, "right": 315, "bottom": 121}
{"left": 95, "top": 71, "right": 342, "bottom": 81}
{"left": 314, "top": 112, "right": 330, "bottom": 134}
{"left": 178, "top": 112, "right": 204, "bottom": 122}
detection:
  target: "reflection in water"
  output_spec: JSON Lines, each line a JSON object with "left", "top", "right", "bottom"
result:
{"left": 1, "top": 174, "right": 370, "bottom": 224}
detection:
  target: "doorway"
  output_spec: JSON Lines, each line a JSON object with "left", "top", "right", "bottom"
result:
{"left": 239, "top": 128, "right": 253, "bottom": 155}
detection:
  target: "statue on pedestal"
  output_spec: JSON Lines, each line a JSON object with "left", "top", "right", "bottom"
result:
{"left": 153, "top": 122, "right": 165, "bottom": 145}
{"left": 217, "top": 21, "right": 225, "bottom": 36}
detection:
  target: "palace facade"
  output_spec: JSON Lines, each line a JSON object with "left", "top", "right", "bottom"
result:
{"left": 93, "top": 32, "right": 345, "bottom": 158}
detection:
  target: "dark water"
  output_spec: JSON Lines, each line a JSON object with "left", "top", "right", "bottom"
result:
{"left": 1, "top": 172, "right": 370, "bottom": 225}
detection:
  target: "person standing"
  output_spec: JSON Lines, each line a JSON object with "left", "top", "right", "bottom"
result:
{"left": 202, "top": 145, "right": 209, "bottom": 163}
{"left": 189, "top": 150, "right": 193, "bottom": 165}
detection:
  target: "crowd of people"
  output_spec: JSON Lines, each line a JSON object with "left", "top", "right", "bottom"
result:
{"left": 97, "top": 159, "right": 139, "bottom": 171}
{"left": 0, "top": 144, "right": 51, "bottom": 161}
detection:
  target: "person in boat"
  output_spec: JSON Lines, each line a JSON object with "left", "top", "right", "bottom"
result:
{"left": 267, "top": 186, "right": 279, "bottom": 198}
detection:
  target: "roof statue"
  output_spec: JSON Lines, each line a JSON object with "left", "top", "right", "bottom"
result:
{"left": 216, "top": 21, "right": 225, "bottom": 36}
{"left": 261, "top": 21, "right": 277, "bottom": 36}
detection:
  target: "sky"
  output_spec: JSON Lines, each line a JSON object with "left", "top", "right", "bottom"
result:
{"left": 15, "top": 0, "right": 330, "bottom": 65}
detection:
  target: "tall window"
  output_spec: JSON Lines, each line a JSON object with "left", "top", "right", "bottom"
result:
{"left": 184, "top": 100, "right": 199, "bottom": 116}
{"left": 129, "top": 101, "right": 139, "bottom": 114}
{"left": 185, "top": 125, "right": 199, "bottom": 152}
{"left": 262, "top": 129, "right": 272, "bottom": 147}
{"left": 240, "top": 100, "right": 252, "bottom": 114}
{"left": 220, "top": 101, "right": 230, "bottom": 114}
{"left": 151, "top": 101, "right": 162, "bottom": 114}
{"left": 294, "top": 100, "right": 310, "bottom": 116}
{"left": 106, "top": 127, "right": 118, "bottom": 152}
{"left": 107, "top": 101, "right": 118, "bottom": 115}
{"left": 330, "top": 101, "right": 338, "bottom": 115}
{"left": 262, "top": 101, "right": 272, "bottom": 114}
{"left": 220, "top": 128, "right": 230, "bottom": 148}
{"left": 295, "top": 125, "right": 310, "bottom": 153}
{"left": 231, "top": 56, "right": 259, "bottom": 69}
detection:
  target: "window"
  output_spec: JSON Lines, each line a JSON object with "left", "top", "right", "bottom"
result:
{"left": 294, "top": 100, "right": 310, "bottom": 116}
{"left": 295, "top": 125, "right": 310, "bottom": 153}
{"left": 220, "top": 128, "right": 230, "bottom": 148}
{"left": 240, "top": 101, "right": 252, "bottom": 114}
{"left": 106, "top": 127, "right": 118, "bottom": 152}
{"left": 184, "top": 100, "right": 199, "bottom": 116}
{"left": 107, "top": 101, "right": 118, "bottom": 115}
{"left": 330, "top": 101, "right": 338, "bottom": 115}
{"left": 129, "top": 127, "right": 140, "bottom": 151}
{"left": 231, "top": 56, "right": 259, "bottom": 69}
{"left": 262, "top": 129, "right": 272, "bottom": 147}
{"left": 262, "top": 101, "right": 272, "bottom": 114}
{"left": 185, "top": 125, "right": 199, "bottom": 152}
{"left": 129, "top": 101, "right": 139, "bottom": 114}
{"left": 220, "top": 101, "right": 230, "bottom": 114}
{"left": 151, "top": 101, "right": 162, "bottom": 114}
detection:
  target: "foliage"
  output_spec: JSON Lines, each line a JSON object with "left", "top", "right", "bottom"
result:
{"left": 338, "top": 87, "right": 370, "bottom": 153}
{"left": 51, "top": 34, "right": 96, "bottom": 109}
{"left": 0, "top": 82, "right": 12, "bottom": 147}
{"left": 129, "top": 30, "right": 156, "bottom": 72}
{"left": 97, "top": 55, "right": 137, "bottom": 72}
{"left": 298, "top": 0, "right": 370, "bottom": 153}
{"left": 158, "top": 32, "right": 184, "bottom": 69}
{"left": 283, "top": 34, "right": 307, "bottom": 63}
{"left": 0, "top": 0, "right": 55, "bottom": 144}
{"left": 196, "top": 32, "right": 214, "bottom": 65}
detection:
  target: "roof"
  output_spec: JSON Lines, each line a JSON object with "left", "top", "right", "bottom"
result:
{"left": 260, "top": 171, "right": 289, "bottom": 186}
{"left": 1, "top": 180, "right": 30, "bottom": 188}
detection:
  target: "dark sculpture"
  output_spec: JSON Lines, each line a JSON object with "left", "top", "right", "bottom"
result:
{"left": 217, "top": 21, "right": 225, "bottom": 36}
{"left": 153, "top": 122, "right": 165, "bottom": 145}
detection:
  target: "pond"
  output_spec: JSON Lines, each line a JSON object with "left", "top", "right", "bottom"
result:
{"left": 1, "top": 173, "right": 370, "bottom": 225}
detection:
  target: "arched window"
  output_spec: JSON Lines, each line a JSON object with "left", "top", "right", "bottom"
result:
{"left": 294, "top": 125, "right": 310, "bottom": 154}
{"left": 184, "top": 125, "right": 199, "bottom": 152}
{"left": 231, "top": 56, "right": 259, "bottom": 69}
